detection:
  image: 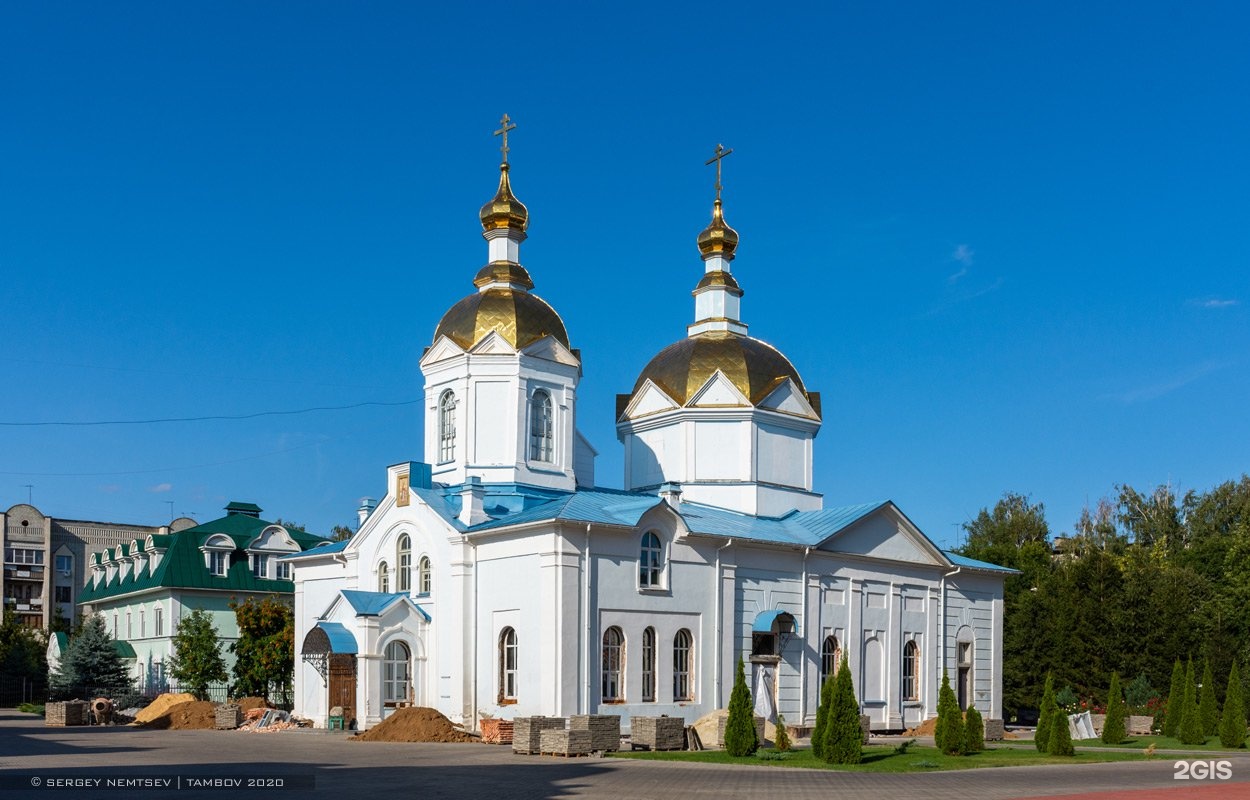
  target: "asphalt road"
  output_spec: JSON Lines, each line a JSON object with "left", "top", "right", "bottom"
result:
{"left": 3, "top": 709, "right": 1250, "bottom": 800}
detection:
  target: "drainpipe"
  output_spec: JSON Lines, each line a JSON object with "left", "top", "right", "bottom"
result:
{"left": 714, "top": 537, "right": 734, "bottom": 707}
{"left": 799, "top": 546, "right": 811, "bottom": 723}
{"left": 583, "top": 524, "right": 592, "bottom": 713}
{"left": 938, "top": 565, "right": 961, "bottom": 716}
{"left": 470, "top": 534, "right": 478, "bottom": 730}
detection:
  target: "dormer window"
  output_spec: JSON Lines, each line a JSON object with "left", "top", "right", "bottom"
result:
{"left": 252, "top": 554, "right": 269, "bottom": 579}
{"left": 209, "top": 551, "right": 229, "bottom": 577}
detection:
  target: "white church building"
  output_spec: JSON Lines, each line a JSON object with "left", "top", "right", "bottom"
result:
{"left": 287, "top": 131, "right": 1013, "bottom": 734}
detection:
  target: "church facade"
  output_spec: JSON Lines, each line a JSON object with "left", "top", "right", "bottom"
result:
{"left": 288, "top": 130, "right": 1012, "bottom": 733}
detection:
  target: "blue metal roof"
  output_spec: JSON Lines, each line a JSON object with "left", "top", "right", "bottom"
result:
{"left": 941, "top": 550, "right": 1019, "bottom": 574}
{"left": 281, "top": 539, "right": 349, "bottom": 558}
{"left": 340, "top": 590, "right": 407, "bottom": 616}
{"left": 753, "top": 609, "right": 799, "bottom": 635}
{"left": 315, "top": 622, "right": 358, "bottom": 654}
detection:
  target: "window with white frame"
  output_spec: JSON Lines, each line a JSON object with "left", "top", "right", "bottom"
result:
{"left": 641, "top": 627, "right": 656, "bottom": 702}
{"left": 438, "top": 391, "right": 457, "bottom": 463}
{"left": 602, "top": 626, "right": 624, "bottom": 702}
{"left": 529, "top": 390, "right": 553, "bottom": 462}
{"left": 55, "top": 554, "right": 72, "bottom": 573}
{"left": 252, "top": 553, "right": 269, "bottom": 579}
{"left": 154, "top": 607, "right": 163, "bottom": 637}
{"left": 639, "top": 532, "right": 663, "bottom": 588}
{"left": 378, "top": 561, "right": 389, "bottom": 593}
{"left": 418, "top": 556, "right": 431, "bottom": 595}
{"left": 673, "top": 628, "right": 694, "bottom": 701}
{"left": 397, "top": 535, "right": 411, "bottom": 593}
{"left": 209, "top": 550, "right": 228, "bottom": 577}
{"left": 383, "top": 640, "right": 411, "bottom": 704}
{"left": 499, "top": 627, "right": 518, "bottom": 702}
{"left": 277, "top": 560, "right": 291, "bottom": 580}
{"left": 140, "top": 609, "right": 145, "bottom": 638}
{"left": 902, "top": 640, "right": 920, "bottom": 701}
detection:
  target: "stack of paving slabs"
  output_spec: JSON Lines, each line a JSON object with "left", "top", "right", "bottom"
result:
{"left": 512, "top": 716, "right": 566, "bottom": 754}
{"left": 540, "top": 728, "right": 593, "bottom": 757}
{"left": 45, "top": 701, "right": 87, "bottom": 726}
{"left": 631, "top": 716, "right": 686, "bottom": 750}
{"left": 570, "top": 714, "right": 621, "bottom": 752}
{"left": 215, "top": 705, "right": 242, "bottom": 730}
{"left": 715, "top": 715, "right": 766, "bottom": 748}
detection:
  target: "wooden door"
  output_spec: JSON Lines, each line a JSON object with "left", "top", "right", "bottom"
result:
{"left": 328, "top": 654, "right": 357, "bottom": 725}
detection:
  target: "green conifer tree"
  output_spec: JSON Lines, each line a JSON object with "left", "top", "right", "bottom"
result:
{"left": 48, "top": 614, "right": 133, "bottom": 697}
{"left": 1101, "top": 671, "right": 1127, "bottom": 745}
{"left": 1219, "top": 661, "right": 1246, "bottom": 749}
{"left": 1199, "top": 657, "right": 1219, "bottom": 737}
{"left": 774, "top": 713, "right": 792, "bottom": 751}
{"left": 724, "top": 655, "right": 758, "bottom": 756}
{"left": 811, "top": 670, "right": 835, "bottom": 759}
{"left": 1163, "top": 658, "right": 1185, "bottom": 738}
{"left": 963, "top": 705, "right": 985, "bottom": 753}
{"left": 935, "top": 671, "right": 965, "bottom": 755}
{"left": 1036, "top": 672, "right": 1057, "bottom": 753}
{"left": 1048, "top": 707, "right": 1075, "bottom": 756}
{"left": 822, "top": 654, "right": 862, "bottom": 764}
{"left": 1178, "top": 657, "right": 1205, "bottom": 745}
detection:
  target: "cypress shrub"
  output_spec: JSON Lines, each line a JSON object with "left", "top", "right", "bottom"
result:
{"left": 1036, "top": 672, "right": 1057, "bottom": 753}
{"left": 1102, "top": 671, "right": 1127, "bottom": 745}
{"left": 935, "top": 671, "right": 965, "bottom": 755}
{"left": 1048, "top": 708, "right": 1074, "bottom": 756}
{"left": 1178, "top": 657, "right": 1205, "bottom": 745}
{"left": 1199, "top": 658, "right": 1219, "bottom": 737}
{"left": 1219, "top": 661, "right": 1246, "bottom": 749}
{"left": 724, "top": 655, "right": 758, "bottom": 756}
{"left": 964, "top": 705, "right": 985, "bottom": 753}
{"left": 822, "top": 654, "right": 863, "bottom": 764}
{"left": 1163, "top": 658, "right": 1185, "bottom": 738}
{"left": 811, "top": 669, "right": 835, "bottom": 759}
{"left": 775, "top": 713, "right": 792, "bottom": 751}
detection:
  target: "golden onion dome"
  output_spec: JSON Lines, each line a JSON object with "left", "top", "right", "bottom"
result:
{"left": 696, "top": 199, "right": 739, "bottom": 260}
{"left": 632, "top": 330, "right": 808, "bottom": 407}
{"left": 434, "top": 287, "right": 570, "bottom": 350}
{"left": 479, "top": 163, "right": 529, "bottom": 232}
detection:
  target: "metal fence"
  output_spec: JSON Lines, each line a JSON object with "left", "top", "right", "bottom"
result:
{"left": 0, "top": 675, "right": 47, "bottom": 706}
{"left": 40, "top": 681, "right": 292, "bottom": 711}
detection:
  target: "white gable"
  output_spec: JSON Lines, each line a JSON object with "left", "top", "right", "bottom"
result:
{"left": 758, "top": 378, "right": 817, "bottom": 419}
{"left": 469, "top": 330, "right": 518, "bottom": 355}
{"left": 818, "top": 506, "right": 945, "bottom": 566}
{"left": 521, "top": 335, "right": 581, "bottom": 367}
{"left": 249, "top": 525, "right": 300, "bottom": 552}
{"left": 420, "top": 335, "right": 468, "bottom": 366}
{"left": 689, "top": 370, "right": 750, "bottom": 407}
{"left": 624, "top": 380, "right": 680, "bottom": 419}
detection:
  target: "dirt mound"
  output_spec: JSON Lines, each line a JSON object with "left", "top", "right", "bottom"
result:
{"left": 235, "top": 697, "right": 272, "bottom": 712}
{"left": 352, "top": 707, "right": 476, "bottom": 743}
{"left": 140, "top": 700, "right": 217, "bottom": 730}
{"left": 904, "top": 717, "right": 938, "bottom": 737}
{"left": 133, "top": 693, "right": 196, "bottom": 725}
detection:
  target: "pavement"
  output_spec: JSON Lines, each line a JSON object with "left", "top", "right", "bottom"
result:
{"left": 3, "top": 709, "right": 1250, "bottom": 799}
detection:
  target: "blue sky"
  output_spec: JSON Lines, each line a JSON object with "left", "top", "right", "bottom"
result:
{"left": 3, "top": 2, "right": 1247, "bottom": 545}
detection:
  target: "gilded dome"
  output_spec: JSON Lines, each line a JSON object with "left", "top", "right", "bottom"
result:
{"left": 479, "top": 164, "right": 529, "bottom": 232}
{"left": 696, "top": 199, "right": 739, "bottom": 260}
{"left": 434, "top": 287, "right": 570, "bottom": 350}
{"left": 632, "top": 330, "right": 807, "bottom": 406}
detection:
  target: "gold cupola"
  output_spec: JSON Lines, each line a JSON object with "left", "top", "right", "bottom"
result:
{"left": 479, "top": 162, "right": 529, "bottom": 234}
{"left": 696, "top": 198, "right": 739, "bottom": 261}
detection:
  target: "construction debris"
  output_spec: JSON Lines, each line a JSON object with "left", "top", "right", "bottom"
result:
{"left": 238, "top": 707, "right": 296, "bottom": 733}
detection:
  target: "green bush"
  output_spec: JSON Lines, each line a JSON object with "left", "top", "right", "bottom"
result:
{"left": 1219, "top": 661, "right": 1246, "bottom": 749}
{"left": 774, "top": 713, "right": 792, "bottom": 751}
{"left": 724, "top": 655, "right": 758, "bottom": 757}
{"left": 822, "top": 654, "right": 862, "bottom": 764}
{"left": 812, "top": 669, "right": 834, "bottom": 759}
{"left": 1178, "top": 657, "right": 1205, "bottom": 745}
{"left": 1055, "top": 685, "right": 1079, "bottom": 712}
{"left": 1125, "top": 672, "right": 1154, "bottom": 713}
{"left": 935, "top": 672, "right": 965, "bottom": 755}
{"left": 1047, "top": 708, "right": 1074, "bottom": 756}
{"left": 1199, "top": 658, "right": 1219, "bottom": 737}
{"left": 1102, "top": 672, "right": 1127, "bottom": 745}
{"left": 1036, "top": 672, "right": 1057, "bottom": 753}
{"left": 964, "top": 705, "right": 985, "bottom": 753}
{"left": 1163, "top": 658, "right": 1185, "bottom": 738}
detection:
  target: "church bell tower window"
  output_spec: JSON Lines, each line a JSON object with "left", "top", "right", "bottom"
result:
{"left": 529, "top": 390, "right": 553, "bottom": 462}
{"left": 438, "top": 391, "right": 457, "bottom": 463}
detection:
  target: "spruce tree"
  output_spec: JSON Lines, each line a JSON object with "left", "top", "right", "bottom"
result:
{"left": 48, "top": 614, "right": 132, "bottom": 696}
{"left": 822, "top": 654, "right": 862, "bottom": 764}
{"left": 1048, "top": 707, "right": 1074, "bottom": 756}
{"left": 935, "top": 671, "right": 965, "bottom": 755}
{"left": 964, "top": 705, "right": 985, "bottom": 753}
{"left": 168, "top": 608, "right": 228, "bottom": 700}
{"left": 1199, "top": 657, "right": 1219, "bottom": 737}
{"left": 1219, "top": 661, "right": 1246, "bottom": 749}
{"left": 1163, "top": 658, "right": 1185, "bottom": 738}
{"left": 724, "top": 655, "right": 758, "bottom": 756}
{"left": 1102, "top": 671, "right": 1127, "bottom": 745}
{"left": 1178, "top": 657, "right": 1205, "bottom": 745}
{"left": 811, "top": 669, "right": 835, "bottom": 759}
{"left": 1036, "top": 672, "right": 1057, "bottom": 753}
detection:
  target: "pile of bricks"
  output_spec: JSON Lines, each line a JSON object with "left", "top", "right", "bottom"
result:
{"left": 512, "top": 716, "right": 566, "bottom": 754}
{"left": 540, "top": 728, "right": 593, "bottom": 757}
{"left": 215, "top": 705, "right": 242, "bottom": 730}
{"left": 45, "top": 701, "right": 87, "bottom": 727}
{"left": 480, "top": 718, "right": 514, "bottom": 744}
{"left": 569, "top": 715, "right": 621, "bottom": 752}
{"left": 631, "top": 715, "right": 686, "bottom": 751}
{"left": 714, "top": 715, "right": 766, "bottom": 748}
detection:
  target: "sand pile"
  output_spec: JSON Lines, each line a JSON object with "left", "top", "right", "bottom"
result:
{"left": 903, "top": 717, "right": 939, "bottom": 737}
{"left": 236, "top": 697, "right": 272, "bottom": 712}
{"left": 140, "top": 700, "right": 218, "bottom": 730}
{"left": 352, "top": 707, "right": 476, "bottom": 743}
{"left": 133, "top": 693, "right": 196, "bottom": 725}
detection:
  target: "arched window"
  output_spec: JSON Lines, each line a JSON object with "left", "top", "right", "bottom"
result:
{"left": 529, "top": 390, "right": 553, "bottom": 462}
{"left": 383, "top": 640, "right": 411, "bottom": 704}
{"left": 639, "top": 532, "right": 663, "bottom": 588}
{"left": 418, "top": 556, "right": 431, "bottom": 595}
{"left": 641, "top": 627, "right": 656, "bottom": 702}
{"left": 957, "top": 633, "right": 974, "bottom": 710}
{"left": 820, "top": 635, "right": 840, "bottom": 687}
{"left": 902, "top": 640, "right": 920, "bottom": 701}
{"left": 673, "top": 629, "right": 694, "bottom": 701}
{"left": 602, "top": 627, "right": 624, "bottom": 702}
{"left": 378, "top": 561, "right": 389, "bottom": 593}
{"left": 439, "top": 391, "right": 457, "bottom": 463}
{"left": 499, "top": 627, "right": 518, "bottom": 702}
{"left": 397, "top": 535, "right": 411, "bottom": 593}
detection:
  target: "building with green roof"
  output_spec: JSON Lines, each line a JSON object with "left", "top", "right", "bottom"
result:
{"left": 78, "top": 501, "right": 327, "bottom": 694}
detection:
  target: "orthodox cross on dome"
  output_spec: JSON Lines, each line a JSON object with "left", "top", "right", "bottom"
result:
{"left": 494, "top": 114, "right": 517, "bottom": 165}
{"left": 705, "top": 143, "right": 733, "bottom": 202}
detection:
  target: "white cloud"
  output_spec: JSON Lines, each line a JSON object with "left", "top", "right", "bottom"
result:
{"left": 148, "top": 482, "right": 172, "bottom": 493}
{"left": 1198, "top": 298, "right": 1239, "bottom": 309}
{"left": 952, "top": 244, "right": 974, "bottom": 265}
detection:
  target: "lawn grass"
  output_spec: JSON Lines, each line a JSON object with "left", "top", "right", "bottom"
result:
{"left": 1069, "top": 735, "right": 1247, "bottom": 753}
{"left": 610, "top": 744, "right": 1148, "bottom": 772}
{"left": 16, "top": 703, "right": 45, "bottom": 716}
